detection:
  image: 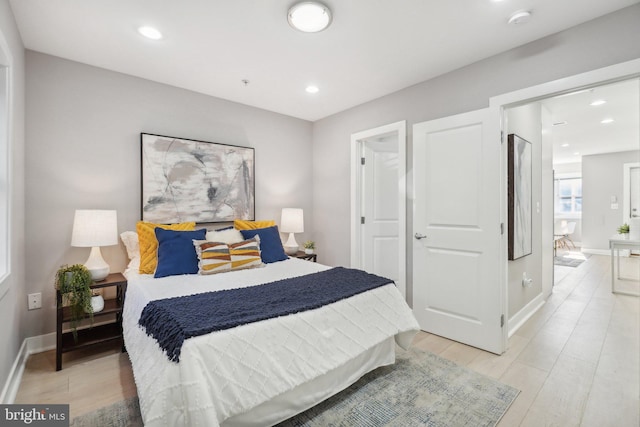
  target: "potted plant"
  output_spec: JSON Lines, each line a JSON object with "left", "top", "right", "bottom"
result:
{"left": 617, "top": 223, "right": 630, "bottom": 239}
{"left": 55, "top": 264, "right": 94, "bottom": 340}
{"left": 303, "top": 240, "right": 315, "bottom": 255}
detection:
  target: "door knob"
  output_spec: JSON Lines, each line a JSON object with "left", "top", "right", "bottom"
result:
{"left": 414, "top": 233, "right": 427, "bottom": 240}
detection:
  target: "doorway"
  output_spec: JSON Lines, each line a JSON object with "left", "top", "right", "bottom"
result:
{"left": 494, "top": 67, "right": 640, "bottom": 336}
{"left": 350, "top": 121, "right": 406, "bottom": 298}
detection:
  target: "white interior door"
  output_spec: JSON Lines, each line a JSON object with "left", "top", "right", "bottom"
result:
{"left": 351, "top": 121, "right": 406, "bottom": 298}
{"left": 362, "top": 140, "right": 399, "bottom": 283}
{"left": 413, "top": 109, "right": 505, "bottom": 354}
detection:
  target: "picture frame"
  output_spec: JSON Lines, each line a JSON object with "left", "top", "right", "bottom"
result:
{"left": 141, "top": 133, "right": 255, "bottom": 224}
{"left": 507, "top": 133, "right": 532, "bottom": 260}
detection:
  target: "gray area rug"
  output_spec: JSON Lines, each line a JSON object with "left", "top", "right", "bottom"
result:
{"left": 71, "top": 348, "right": 518, "bottom": 427}
{"left": 554, "top": 253, "right": 590, "bottom": 267}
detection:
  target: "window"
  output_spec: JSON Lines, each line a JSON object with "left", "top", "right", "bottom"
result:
{"left": 554, "top": 176, "right": 582, "bottom": 216}
{"left": 0, "top": 62, "right": 9, "bottom": 296}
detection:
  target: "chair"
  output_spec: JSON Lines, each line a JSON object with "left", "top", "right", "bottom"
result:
{"left": 554, "top": 220, "right": 576, "bottom": 255}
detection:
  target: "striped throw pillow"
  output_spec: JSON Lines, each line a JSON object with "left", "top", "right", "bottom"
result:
{"left": 229, "top": 237, "right": 263, "bottom": 270}
{"left": 193, "top": 241, "right": 232, "bottom": 275}
{"left": 194, "top": 236, "right": 262, "bottom": 275}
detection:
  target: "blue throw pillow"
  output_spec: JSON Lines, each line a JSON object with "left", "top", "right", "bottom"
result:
{"left": 240, "top": 225, "right": 288, "bottom": 264}
{"left": 154, "top": 228, "right": 207, "bottom": 278}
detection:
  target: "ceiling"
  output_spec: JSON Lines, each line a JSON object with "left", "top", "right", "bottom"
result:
{"left": 9, "top": 0, "right": 640, "bottom": 121}
{"left": 541, "top": 78, "right": 640, "bottom": 165}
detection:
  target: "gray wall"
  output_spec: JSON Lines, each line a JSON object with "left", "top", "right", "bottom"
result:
{"left": 0, "top": 0, "right": 26, "bottom": 397}
{"left": 506, "top": 103, "right": 543, "bottom": 317}
{"left": 312, "top": 5, "right": 640, "bottom": 307}
{"left": 582, "top": 150, "right": 640, "bottom": 250}
{"left": 23, "top": 51, "right": 313, "bottom": 338}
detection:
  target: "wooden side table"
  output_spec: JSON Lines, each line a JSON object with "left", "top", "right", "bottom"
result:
{"left": 56, "top": 272, "right": 127, "bottom": 371}
{"left": 291, "top": 251, "right": 317, "bottom": 262}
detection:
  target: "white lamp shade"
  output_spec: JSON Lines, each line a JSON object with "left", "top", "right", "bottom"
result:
{"left": 71, "top": 210, "right": 118, "bottom": 247}
{"left": 280, "top": 208, "right": 304, "bottom": 233}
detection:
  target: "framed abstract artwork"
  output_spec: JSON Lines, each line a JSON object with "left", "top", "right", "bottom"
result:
{"left": 507, "top": 133, "right": 532, "bottom": 260}
{"left": 141, "top": 133, "right": 255, "bottom": 224}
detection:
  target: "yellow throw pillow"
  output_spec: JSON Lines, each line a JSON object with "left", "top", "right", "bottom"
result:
{"left": 234, "top": 219, "right": 276, "bottom": 230}
{"left": 136, "top": 221, "right": 195, "bottom": 274}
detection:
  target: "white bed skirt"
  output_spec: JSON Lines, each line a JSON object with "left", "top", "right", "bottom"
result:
{"left": 224, "top": 337, "right": 396, "bottom": 426}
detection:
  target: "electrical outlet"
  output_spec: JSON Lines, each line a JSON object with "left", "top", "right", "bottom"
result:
{"left": 522, "top": 273, "right": 533, "bottom": 288}
{"left": 28, "top": 293, "right": 42, "bottom": 310}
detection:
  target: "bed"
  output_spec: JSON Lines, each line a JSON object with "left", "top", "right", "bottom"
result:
{"left": 123, "top": 250, "right": 419, "bottom": 426}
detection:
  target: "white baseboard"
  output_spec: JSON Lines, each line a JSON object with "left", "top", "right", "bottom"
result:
{"left": 581, "top": 247, "right": 611, "bottom": 256}
{"left": 0, "top": 332, "right": 55, "bottom": 404}
{"left": 508, "top": 293, "right": 544, "bottom": 338}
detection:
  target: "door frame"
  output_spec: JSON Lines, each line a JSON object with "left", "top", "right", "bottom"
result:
{"left": 623, "top": 162, "right": 640, "bottom": 225}
{"left": 350, "top": 121, "right": 407, "bottom": 298}
{"left": 490, "top": 58, "right": 640, "bottom": 335}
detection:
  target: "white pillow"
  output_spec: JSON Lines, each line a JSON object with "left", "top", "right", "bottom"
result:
{"left": 205, "top": 227, "right": 244, "bottom": 244}
{"left": 120, "top": 231, "right": 140, "bottom": 260}
{"left": 124, "top": 256, "right": 141, "bottom": 276}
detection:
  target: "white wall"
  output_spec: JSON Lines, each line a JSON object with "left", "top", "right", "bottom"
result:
{"left": 0, "top": 0, "right": 25, "bottom": 396}
{"left": 312, "top": 4, "right": 640, "bottom": 307}
{"left": 23, "top": 51, "right": 313, "bottom": 339}
{"left": 506, "top": 103, "right": 543, "bottom": 317}
{"left": 582, "top": 150, "right": 640, "bottom": 251}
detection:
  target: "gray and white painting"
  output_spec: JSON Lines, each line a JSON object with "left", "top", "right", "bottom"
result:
{"left": 141, "top": 134, "right": 254, "bottom": 223}
{"left": 508, "top": 134, "right": 532, "bottom": 260}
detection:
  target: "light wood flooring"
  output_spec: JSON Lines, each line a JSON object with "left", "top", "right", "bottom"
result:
{"left": 14, "top": 253, "right": 639, "bottom": 425}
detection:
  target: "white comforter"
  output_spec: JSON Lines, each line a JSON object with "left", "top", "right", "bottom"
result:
{"left": 123, "top": 258, "right": 419, "bottom": 426}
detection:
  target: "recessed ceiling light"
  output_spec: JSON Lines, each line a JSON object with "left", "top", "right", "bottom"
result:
{"left": 288, "top": 2, "right": 332, "bottom": 33}
{"left": 508, "top": 10, "right": 532, "bottom": 25}
{"left": 573, "top": 152, "right": 580, "bottom": 155}
{"left": 561, "top": 143, "right": 569, "bottom": 147}
{"left": 305, "top": 85, "right": 319, "bottom": 94}
{"left": 601, "top": 118, "right": 615, "bottom": 124}
{"left": 553, "top": 121, "right": 567, "bottom": 126}
{"left": 138, "top": 26, "right": 163, "bottom": 40}
{"left": 590, "top": 99, "right": 606, "bottom": 106}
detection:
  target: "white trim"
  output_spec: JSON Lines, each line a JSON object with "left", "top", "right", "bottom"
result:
{"left": 350, "top": 121, "right": 407, "bottom": 299}
{"left": 623, "top": 162, "right": 639, "bottom": 224}
{"left": 581, "top": 247, "right": 614, "bottom": 256}
{"left": 0, "top": 25, "right": 14, "bottom": 299}
{"left": 508, "top": 293, "right": 544, "bottom": 338}
{"left": 489, "top": 59, "right": 640, "bottom": 109}
{"left": 0, "top": 333, "right": 55, "bottom": 404}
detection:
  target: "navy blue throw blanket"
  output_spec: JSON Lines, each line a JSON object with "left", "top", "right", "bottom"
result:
{"left": 139, "top": 267, "right": 393, "bottom": 362}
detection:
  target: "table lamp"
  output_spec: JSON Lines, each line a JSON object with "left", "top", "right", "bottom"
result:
{"left": 71, "top": 209, "right": 118, "bottom": 281}
{"left": 281, "top": 208, "right": 304, "bottom": 255}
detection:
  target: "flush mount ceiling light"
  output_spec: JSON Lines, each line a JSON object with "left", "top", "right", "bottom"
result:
{"left": 561, "top": 143, "right": 570, "bottom": 147}
{"left": 590, "top": 99, "right": 607, "bottom": 106}
{"left": 508, "top": 10, "right": 532, "bottom": 25}
{"left": 305, "top": 85, "right": 319, "bottom": 94}
{"left": 601, "top": 118, "right": 615, "bottom": 124}
{"left": 288, "top": 2, "right": 332, "bottom": 33}
{"left": 138, "top": 26, "right": 163, "bottom": 40}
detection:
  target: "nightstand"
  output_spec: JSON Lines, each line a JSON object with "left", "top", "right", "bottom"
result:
{"left": 291, "top": 251, "right": 317, "bottom": 262}
{"left": 56, "top": 272, "right": 127, "bottom": 371}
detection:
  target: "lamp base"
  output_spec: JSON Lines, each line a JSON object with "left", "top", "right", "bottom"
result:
{"left": 84, "top": 246, "right": 110, "bottom": 281}
{"left": 283, "top": 232, "right": 299, "bottom": 255}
